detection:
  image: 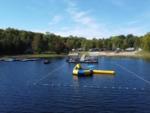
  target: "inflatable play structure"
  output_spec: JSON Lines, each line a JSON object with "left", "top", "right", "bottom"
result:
{"left": 73, "top": 64, "right": 115, "bottom": 76}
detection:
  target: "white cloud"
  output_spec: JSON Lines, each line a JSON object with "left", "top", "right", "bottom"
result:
{"left": 55, "top": 0, "right": 110, "bottom": 38}
{"left": 49, "top": 15, "right": 63, "bottom": 26}
{"left": 45, "top": 0, "right": 148, "bottom": 38}
{"left": 52, "top": 26, "right": 109, "bottom": 38}
{"left": 66, "top": 1, "right": 99, "bottom": 29}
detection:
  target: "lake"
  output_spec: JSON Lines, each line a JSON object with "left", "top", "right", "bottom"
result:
{"left": 0, "top": 57, "right": 150, "bottom": 113}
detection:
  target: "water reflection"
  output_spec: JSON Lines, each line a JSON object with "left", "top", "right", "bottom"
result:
{"left": 72, "top": 76, "right": 93, "bottom": 89}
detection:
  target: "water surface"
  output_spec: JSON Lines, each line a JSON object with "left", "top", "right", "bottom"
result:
{"left": 0, "top": 57, "right": 150, "bottom": 113}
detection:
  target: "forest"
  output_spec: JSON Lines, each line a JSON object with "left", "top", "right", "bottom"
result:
{"left": 0, "top": 28, "right": 150, "bottom": 55}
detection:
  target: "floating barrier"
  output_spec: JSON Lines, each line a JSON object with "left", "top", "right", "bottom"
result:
{"left": 73, "top": 64, "right": 115, "bottom": 76}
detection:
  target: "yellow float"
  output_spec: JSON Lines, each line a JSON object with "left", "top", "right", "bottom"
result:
{"left": 73, "top": 64, "right": 115, "bottom": 76}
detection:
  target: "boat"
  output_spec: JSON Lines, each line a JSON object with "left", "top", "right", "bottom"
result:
{"left": 67, "top": 58, "right": 80, "bottom": 63}
{"left": 67, "top": 53, "right": 80, "bottom": 63}
{"left": 82, "top": 59, "right": 98, "bottom": 63}
{"left": 73, "top": 64, "right": 115, "bottom": 76}
{"left": 84, "top": 56, "right": 98, "bottom": 63}
{"left": 43, "top": 59, "right": 50, "bottom": 64}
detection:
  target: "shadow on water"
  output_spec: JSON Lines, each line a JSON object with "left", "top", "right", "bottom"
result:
{"left": 142, "top": 57, "right": 150, "bottom": 62}
{"left": 73, "top": 75, "right": 93, "bottom": 80}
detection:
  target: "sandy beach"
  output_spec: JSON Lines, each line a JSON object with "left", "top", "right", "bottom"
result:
{"left": 89, "top": 51, "right": 138, "bottom": 57}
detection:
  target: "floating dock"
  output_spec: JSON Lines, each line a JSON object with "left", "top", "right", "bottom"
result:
{"left": 67, "top": 53, "right": 98, "bottom": 63}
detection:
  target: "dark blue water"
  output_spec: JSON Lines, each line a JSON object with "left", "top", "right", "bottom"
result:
{"left": 0, "top": 57, "right": 150, "bottom": 113}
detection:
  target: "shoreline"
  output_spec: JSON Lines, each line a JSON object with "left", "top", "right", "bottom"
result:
{"left": 89, "top": 51, "right": 150, "bottom": 59}
{"left": 89, "top": 51, "right": 137, "bottom": 57}
{"left": 0, "top": 53, "right": 67, "bottom": 59}
{"left": 0, "top": 51, "right": 150, "bottom": 59}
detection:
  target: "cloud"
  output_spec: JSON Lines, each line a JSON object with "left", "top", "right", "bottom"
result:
{"left": 49, "top": 15, "right": 63, "bottom": 26}
{"left": 51, "top": 0, "right": 109, "bottom": 38}
{"left": 66, "top": 1, "right": 98, "bottom": 29}
{"left": 51, "top": 23, "right": 146, "bottom": 38}
{"left": 52, "top": 26, "right": 109, "bottom": 38}
{"left": 46, "top": 0, "right": 148, "bottom": 38}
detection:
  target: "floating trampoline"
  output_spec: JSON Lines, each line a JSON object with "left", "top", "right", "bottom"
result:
{"left": 73, "top": 64, "right": 115, "bottom": 76}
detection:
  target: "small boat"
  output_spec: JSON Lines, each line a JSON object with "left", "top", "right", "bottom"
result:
{"left": 82, "top": 59, "right": 98, "bottom": 63}
{"left": 68, "top": 58, "right": 79, "bottom": 63}
{"left": 84, "top": 56, "right": 98, "bottom": 63}
{"left": 43, "top": 59, "right": 50, "bottom": 64}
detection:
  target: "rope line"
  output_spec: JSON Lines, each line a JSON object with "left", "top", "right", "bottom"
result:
{"left": 33, "top": 63, "right": 66, "bottom": 85}
{"left": 115, "top": 63, "right": 150, "bottom": 85}
{"left": 36, "top": 83, "right": 146, "bottom": 91}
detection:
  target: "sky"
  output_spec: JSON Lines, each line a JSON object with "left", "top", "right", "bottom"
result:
{"left": 0, "top": 0, "right": 150, "bottom": 38}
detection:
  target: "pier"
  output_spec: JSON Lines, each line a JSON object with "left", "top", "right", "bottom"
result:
{"left": 67, "top": 52, "right": 98, "bottom": 63}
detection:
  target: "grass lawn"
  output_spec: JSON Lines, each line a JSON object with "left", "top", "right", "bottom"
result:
{"left": 136, "top": 51, "right": 150, "bottom": 59}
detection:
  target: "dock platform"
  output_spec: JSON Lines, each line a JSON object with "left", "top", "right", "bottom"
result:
{"left": 66, "top": 53, "right": 98, "bottom": 63}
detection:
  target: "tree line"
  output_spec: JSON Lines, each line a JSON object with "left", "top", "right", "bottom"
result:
{"left": 0, "top": 28, "right": 150, "bottom": 55}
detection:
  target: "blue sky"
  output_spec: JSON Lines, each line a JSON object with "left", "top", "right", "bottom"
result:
{"left": 0, "top": 0, "right": 150, "bottom": 38}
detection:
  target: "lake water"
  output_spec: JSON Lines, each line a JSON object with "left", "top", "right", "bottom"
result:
{"left": 0, "top": 57, "right": 150, "bottom": 113}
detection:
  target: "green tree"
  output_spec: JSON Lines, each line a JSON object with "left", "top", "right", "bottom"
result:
{"left": 142, "top": 33, "right": 150, "bottom": 51}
